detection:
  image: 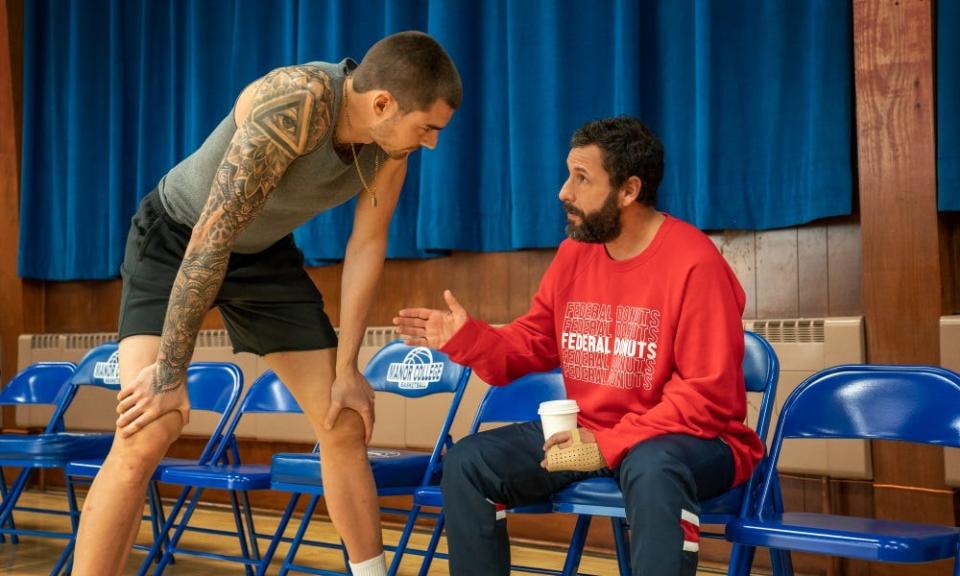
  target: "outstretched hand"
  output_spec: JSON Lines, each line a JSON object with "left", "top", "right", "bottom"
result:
{"left": 393, "top": 290, "right": 469, "bottom": 349}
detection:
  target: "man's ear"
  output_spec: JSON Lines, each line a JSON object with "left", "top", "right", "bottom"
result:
{"left": 373, "top": 91, "right": 398, "bottom": 117}
{"left": 621, "top": 175, "right": 642, "bottom": 206}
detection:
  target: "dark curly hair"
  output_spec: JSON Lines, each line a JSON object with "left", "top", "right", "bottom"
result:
{"left": 570, "top": 116, "right": 664, "bottom": 206}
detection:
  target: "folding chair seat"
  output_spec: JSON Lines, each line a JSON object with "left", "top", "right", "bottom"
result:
{"left": 270, "top": 448, "right": 437, "bottom": 490}
{"left": 726, "top": 364, "right": 960, "bottom": 575}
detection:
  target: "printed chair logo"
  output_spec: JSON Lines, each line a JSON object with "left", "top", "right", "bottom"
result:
{"left": 386, "top": 347, "right": 444, "bottom": 390}
{"left": 93, "top": 351, "right": 121, "bottom": 385}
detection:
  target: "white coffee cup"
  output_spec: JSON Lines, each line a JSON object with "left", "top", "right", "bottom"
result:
{"left": 538, "top": 399, "right": 580, "bottom": 440}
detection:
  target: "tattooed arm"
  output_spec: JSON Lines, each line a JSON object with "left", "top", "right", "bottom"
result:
{"left": 116, "top": 65, "right": 335, "bottom": 437}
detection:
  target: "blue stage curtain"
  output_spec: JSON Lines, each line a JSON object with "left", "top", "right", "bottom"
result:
{"left": 20, "top": 0, "right": 854, "bottom": 280}
{"left": 939, "top": 0, "right": 960, "bottom": 212}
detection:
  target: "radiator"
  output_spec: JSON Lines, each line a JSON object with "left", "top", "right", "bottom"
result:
{"left": 744, "top": 316, "right": 870, "bottom": 479}
{"left": 941, "top": 316, "right": 960, "bottom": 486}
{"left": 14, "top": 318, "right": 868, "bottom": 469}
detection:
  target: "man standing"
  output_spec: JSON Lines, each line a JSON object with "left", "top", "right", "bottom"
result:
{"left": 395, "top": 117, "right": 763, "bottom": 576}
{"left": 74, "top": 31, "right": 461, "bottom": 576}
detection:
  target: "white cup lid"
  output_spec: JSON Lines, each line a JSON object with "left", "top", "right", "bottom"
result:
{"left": 538, "top": 399, "right": 579, "bottom": 416}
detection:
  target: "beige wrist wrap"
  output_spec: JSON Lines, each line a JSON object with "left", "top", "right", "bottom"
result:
{"left": 545, "top": 428, "right": 607, "bottom": 472}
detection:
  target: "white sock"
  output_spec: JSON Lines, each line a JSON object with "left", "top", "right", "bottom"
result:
{"left": 349, "top": 552, "right": 387, "bottom": 576}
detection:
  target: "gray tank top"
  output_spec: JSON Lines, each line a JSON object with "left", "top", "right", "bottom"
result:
{"left": 158, "top": 59, "right": 382, "bottom": 254}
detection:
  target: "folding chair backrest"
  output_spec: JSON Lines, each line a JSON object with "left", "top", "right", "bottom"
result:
{"left": 743, "top": 331, "right": 779, "bottom": 445}
{"left": 0, "top": 363, "right": 77, "bottom": 407}
{"left": 365, "top": 340, "right": 469, "bottom": 398}
{"left": 364, "top": 340, "right": 472, "bottom": 485}
{"left": 471, "top": 368, "right": 565, "bottom": 432}
{"left": 187, "top": 363, "right": 243, "bottom": 414}
{"left": 69, "top": 342, "right": 123, "bottom": 391}
{"left": 40, "top": 343, "right": 122, "bottom": 433}
{"left": 777, "top": 364, "right": 960, "bottom": 444}
{"left": 186, "top": 362, "right": 244, "bottom": 464}
{"left": 210, "top": 369, "right": 302, "bottom": 463}
{"left": 756, "top": 364, "right": 960, "bottom": 516}
{"left": 234, "top": 370, "right": 302, "bottom": 415}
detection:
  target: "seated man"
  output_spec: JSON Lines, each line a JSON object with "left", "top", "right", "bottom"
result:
{"left": 393, "top": 116, "right": 763, "bottom": 576}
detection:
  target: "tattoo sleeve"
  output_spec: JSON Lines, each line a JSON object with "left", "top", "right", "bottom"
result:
{"left": 153, "top": 66, "right": 334, "bottom": 394}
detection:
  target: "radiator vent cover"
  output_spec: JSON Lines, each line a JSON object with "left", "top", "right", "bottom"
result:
{"left": 196, "top": 330, "right": 232, "bottom": 348}
{"left": 361, "top": 326, "right": 399, "bottom": 348}
{"left": 65, "top": 333, "right": 118, "bottom": 350}
{"left": 29, "top": 334, "right": 62, "bottom": 349}
{"left": 745, "top": 319, "right": 825, "bottom": 343}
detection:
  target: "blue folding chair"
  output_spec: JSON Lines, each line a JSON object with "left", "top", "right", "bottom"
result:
{"left": 726, "top": 364, "right": 960, "bottom": 575}
{"left": 0, "top": 344, "right": 120, "bottom": 545}
{"left": 0, "top": 361, "right": 77, "bottom": 544}
{"left": 549, "top": 331, "right": 791, "bottom": 576}
{"left": 139, "top": 368, "right": 305, "bottom": 576}
{"left": 53, "top": 361, "right": 243, "bottom": 574}
{"left": 266, "top": 340, "right": 471, "bottom": 576}
{"left": 408, "top": 367, "right": 567, "bottom": 576}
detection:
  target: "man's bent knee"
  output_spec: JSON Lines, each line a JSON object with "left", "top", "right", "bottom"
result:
{"left": 109, "top": 411, "right": 184, "bottom": 470}
{"left": 317, "top": 407, "right": 366, "bottom": 450}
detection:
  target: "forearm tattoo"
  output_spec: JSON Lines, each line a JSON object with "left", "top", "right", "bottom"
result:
{"left": 153, "top": 66, "right": 334, "bottom": 394}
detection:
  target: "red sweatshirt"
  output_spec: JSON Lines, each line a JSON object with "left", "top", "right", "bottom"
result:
{"left": 441, "top": 215, "right": 764, "bottom": 485}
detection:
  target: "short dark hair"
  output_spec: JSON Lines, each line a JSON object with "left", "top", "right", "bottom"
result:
{"left": 570, "top": 116, "right": 664, "bottom": 206}
{"left": 353, "top": 31, "right": 462, "bottom": 112}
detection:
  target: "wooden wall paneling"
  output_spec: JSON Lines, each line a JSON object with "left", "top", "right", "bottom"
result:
{"left": 1, "top": 0, "right": 38, "bottom": 431}
{"left": 939, "top": 213, "right": 959, "bottom": 315}
{"left": 395, "top": 257, "right": 447, "bottom": 318}
{"left": 826, "top": 218, "right": 864, "bottom": 317}
{"left": 507, "top": 250, "right": 533, "bottom": 319}
{"left": 797, "top": 225, "right": 829, "bottom": 317}
{"left": 755, "top": 229, "right": 800, "bottom": 318}
{"left": 42, "top": 280, "right": 121, "bottom": 333}
{"left": 523, "top": 249, "right": 556, "bottom": 316}
{"left": 712, "top": 231, "right": 758, "bottom": 319}
{"left": 306, "top": 263, "right": 343, "bottom": 325}
{"left": 853, "top": 0, "right": 953, "bottom": 574}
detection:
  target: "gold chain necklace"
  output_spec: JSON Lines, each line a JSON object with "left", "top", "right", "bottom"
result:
{"left": 342, "top": 81, "right": 381, "bottom": 208}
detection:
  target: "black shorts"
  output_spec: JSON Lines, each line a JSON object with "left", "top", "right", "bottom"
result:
{"left": 118, "top": 189, "right": 338, "bottom": 355}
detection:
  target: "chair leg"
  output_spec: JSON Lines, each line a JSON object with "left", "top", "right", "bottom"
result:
{"left": 770, "top": 548, "right": 794, "bottom": 576}
{"left": 418, "top": 511, "right": 445, "bottom": 576}
{"left": 561, "top": 515, "right": 592, "bottom": 576}
{"left": 50, "top": 474, "right": 83, "bottom": 576}
{"left": 0, "top": 468, "right": 33, "bottom": 545}
{"left": 150, "top": 487, "right": 206, "bottom": 576}
{"left": 341, "top": 541, "right": 352, "bottom": 574}
{"left": 279, "top": 494, "right": 321, "bottom": 576}
{"left": 145, "top": 482, "right": 166, "bottom": 564}
{"left": 0, "top": 467, "right": 9, "bottom": 543}
{"left": 51, "top": 537, "right": 76, "bottom": 576}
{"left": 255, "top": 493, "right": 300, "bottom": 576}
{"left": 612, "top": 518, "right": 631, "bottom": 576}
{"left": 228, "top": 489, "right": 256, "bottom": 576}
{"left": 239, "top": 489, "right": 262, "bottom": 561}
{"left": 726, "top": 543, "right": 757, "bottom": 576}
{"left": 388, "top": 503, "right": 422, "bottom": 576}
